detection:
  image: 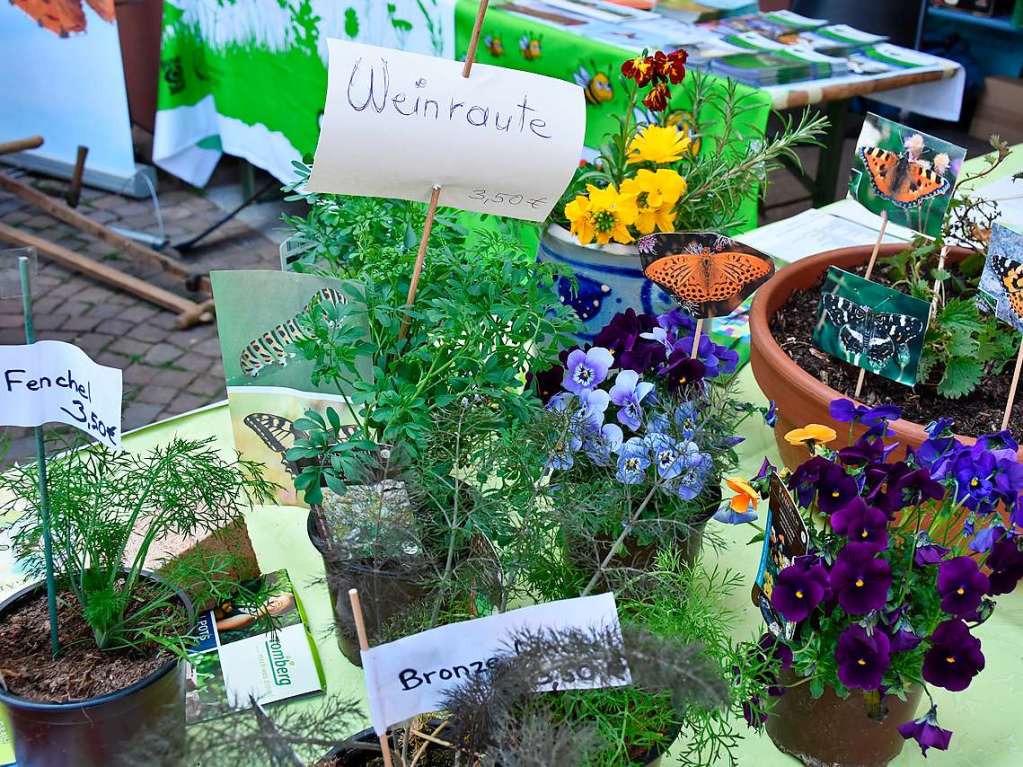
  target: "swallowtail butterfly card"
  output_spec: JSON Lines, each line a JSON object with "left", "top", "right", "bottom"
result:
{"left": 813, "top": 266, "right": 930, "bottom": 387}
{"left": 848, "top": 113, "right": 965, "bottom": 239}
{"left": 978, "top": 223, "right": 1023, "bottom": 333}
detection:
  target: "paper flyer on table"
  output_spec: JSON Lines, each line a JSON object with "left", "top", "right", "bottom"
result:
{"left": 0, "top": 340, "right": 122, "bottom": 448}
{"left": 737, "top": 208, "right": 908, "bottom": 264}
{"left": 361, "top": 593, "right": 630, "bottom": 735}
{"left": 186, "top": 570, "right": 323, "bottom": 723}
{"left": 307, "top": 40, "right": 586, "bottom": 222}
{"left": 211, "top": 271, "right": 368, "bottom": 506}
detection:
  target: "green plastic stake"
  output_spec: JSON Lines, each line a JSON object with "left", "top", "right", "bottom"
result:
{"left": 18, "top": 255, "right": 60, "bottom": 658}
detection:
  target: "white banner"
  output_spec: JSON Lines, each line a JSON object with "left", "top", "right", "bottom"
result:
{"left": 307, "top": 39, "right": 586, "bottom": 222}
{"left": 361, "top": 593, "right": 630, "bottom": 735}
{"left": 0, "top": 341, "right": 122, "bottom": 448}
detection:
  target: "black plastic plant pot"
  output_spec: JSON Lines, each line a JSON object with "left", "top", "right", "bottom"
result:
{"left": 0, "top": 578, "right": 190, "bottom": 767}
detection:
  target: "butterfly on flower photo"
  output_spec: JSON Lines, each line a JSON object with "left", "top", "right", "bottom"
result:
{"left": 978, "top": 223, "right": 1023, "bottom": 333}
{"left": 848, "top": 113, "right": 966, "bottom": 239}
{"left": 638, "top": 232, "right": 774, "bottom": 319}
{"left": 813, "top": 266, "right": 930, "bottom": 387}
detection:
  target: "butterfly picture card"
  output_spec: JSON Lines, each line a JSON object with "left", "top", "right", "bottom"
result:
{"left": 813, "top": 266, "right": 930, "bottom": 387}
{"left": 979, "top": 223, "right": 1023, "bottom": 334}
{"left": 637, "top": 232, "right": 775, "bottom": 319}
{"left": 848, "top": 113, "right": 966, "bottom": 239}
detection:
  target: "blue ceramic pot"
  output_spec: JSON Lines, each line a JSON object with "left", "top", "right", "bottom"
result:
{"left": 538, "top": 224, "right": 675, "bottom": 342}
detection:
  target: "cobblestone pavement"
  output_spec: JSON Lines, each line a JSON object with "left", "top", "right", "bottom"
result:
{"left": 0, "top": 163, "right": 288, "bottom": 464}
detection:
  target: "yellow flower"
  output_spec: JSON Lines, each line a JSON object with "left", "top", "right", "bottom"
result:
{"left": 626, "top": 125, "right": 692, "bottom": 166}
{"left": 725, "top": 477, "right": 759, "bottom": 514}
{"left": 784, "top": 424, "right": 837, "bottom": 446}
{"left": 620, "top": 169, "right": 687, "bottom": 234}
{"left": 564, "top": 184, "right": 638, "bottom": 246}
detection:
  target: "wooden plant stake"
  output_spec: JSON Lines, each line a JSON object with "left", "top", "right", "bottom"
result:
{"left": 349, "top": 588, "right": 395, "bottom": 767}
{"left": 690, "top": 318, "right": 704, "bottom": 358}
{"left": 929, "top": 244, "right": 950, "bottom": 320}
{"left": 396, "top": 0, "right": 490, "bottom": 341}
{"left": 853, "top": 211, "right": 889, "bottom": 399}
{"left": 18, "top": 255, "right": 60, "bottom": 658}
{"left": 1002, "top": 340, "right": 1023, "bottom": 431}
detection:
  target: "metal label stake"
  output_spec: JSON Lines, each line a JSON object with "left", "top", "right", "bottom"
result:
{"left": 18, "top": 255, "right": 60, "bottom": 658}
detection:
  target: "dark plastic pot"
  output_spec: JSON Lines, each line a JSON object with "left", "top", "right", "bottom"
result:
{"left": 0, "top": 577, "right": 191, "bottom": 767}
{"left": 307, "top": 511, "right": 431, "bottom": 668}
{"left": 766, "top": 671, "right": 923, "bottom": 767}
{"left": 320, "top": 725, "right": 673, "bottom": 766}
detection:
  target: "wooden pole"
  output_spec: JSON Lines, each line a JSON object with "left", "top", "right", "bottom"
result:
{"left": 0, "top": 224, "right": 213, "bottom": 327}
{"left": 18, "top": 256, "right": 60, "bottom": 658}
{"left": 929, "top": 244, "right": 949, "bottom": 320}
{"left": 461, "top": 0, "right": 490, "bottom": 78}
{"left": 690, "top": 318, "right": 704, "bottom": 359}
{"left": 0, "top": 135, "right": 44, "bottom": 157}
{"left": 66, "top": 145, "right": 89, "bottom": 208}
{"left": 398, "top": 184, "right": 442, "bottom": 340}
{"left": 348, "top": 589, "right": 395, "bottom": 767}
{"left": 1002, "top": 339, "right": 1023, "bottom": 432}
{"left": 0, "top": 171, "right": 203, "bottom": 290}
{"left": 853, "top": 211, "right": 889, "bottom": 399}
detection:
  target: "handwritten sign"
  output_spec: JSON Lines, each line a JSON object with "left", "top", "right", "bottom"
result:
{"left": 0, "top": 341, "right": 122, "bottom": 448}
{"left": 306, "top": 39, "right": 586, "bottom": 222}
{"left": 360, "top": 593, "right": 629, "bottom": 735}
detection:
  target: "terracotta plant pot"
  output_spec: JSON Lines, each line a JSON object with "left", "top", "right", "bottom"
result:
{"left": 0, "top": 578, "right": 190, "bottom": 767}
{"left": 537, "top": 223, "right": 675, "bottom": 342}
{"left": 766, "top": 672, "right": 923, "bottom": 767}
{"left": 748, "top": 243, "right": 1018, "bottom": 471}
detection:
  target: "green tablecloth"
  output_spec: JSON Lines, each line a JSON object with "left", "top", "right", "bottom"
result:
{"left": 124, "top": 145, "right": 1023, "bottom": 763}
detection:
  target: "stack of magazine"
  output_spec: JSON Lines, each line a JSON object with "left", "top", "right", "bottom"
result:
{"left": 710, "top": 47, "right": 849, "bottom": 86}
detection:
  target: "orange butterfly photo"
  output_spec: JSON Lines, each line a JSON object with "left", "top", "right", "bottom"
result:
{"left": 848, "top": 113, "right": 965, "bottom": 238}
{"left": 638, "top": 232, "right": 775, "bottom": 319}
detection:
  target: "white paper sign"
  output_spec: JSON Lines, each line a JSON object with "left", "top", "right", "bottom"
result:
{"left": 361, "top": 593, "right": 629, "bottom": 735}
{"left": 0, "top": 341, "right": 122, "bottom": 448}
{"left": 306, "top": 39, "right": 586, "bottom": 222}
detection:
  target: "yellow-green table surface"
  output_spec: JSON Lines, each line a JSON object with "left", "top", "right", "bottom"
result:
{"left": 127, "top": 148, "right": 1023, "bottom": 764}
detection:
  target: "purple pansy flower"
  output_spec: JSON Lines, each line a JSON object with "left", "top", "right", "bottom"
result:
{"left": 881, "top": 468, "right": 944, "bottom": 515}
{"left": 529, "top": 363, "right": 565, "bottom": 404}
{"left": 968, "top": 524, "right": 1004, "bottom": 554}
{"left": 764, "top": 400, "right": 777, "bottom": 427}
{"left": 562, "top": 346, "right": 614, "bottom": 395}
{"left": 669, "top": 442, "right": 712, "bottom": 500}
{"left": 673, "top": 401, "right": 699, "bottom": 439}
{"left": 788, "top": 456, "right": 833, "bottom": 507}
{"left": 829, "top": 547, "right": 892, "bottom": 615}
{"left": 645, "top": 432, "right": 687, "bottom": 480}
{"left": 923, "top": 619, "right": 985, "bottom": 692}
{"left": 818, "top": 463, "right": 859, "bottom": 515}
{"left": 835, "top": 624, "right": 891, "bottom": 690}
{"left": 953, "top": 446, "right": 998, "bottom": 512}
{"left": 592, "top": 309, "right": 664, "bottom": 374}
{"left": 609, "top": 369, "right": 655, "bottom": 431}
{"left": 829, "top": 497, "right": 889, "bottom": 554}
{"left": 658, "top": 350, "right": 706, "bottom": 392}
{"left": 986, "top": 536, "right": 1023, "bottom": 595}
{"left": 583, "top": 423, "right": 623, "bottom": 467}
{"left": 898, "top": 708, "right": 952, "bottom": 756}
{"left": 829, "top": 399, "right": 901, "bottom": 427}
{"left": 937, "top": 557, "right": 990, "bottom": 618}
{"left": 770, "top": 555, "right": 829, "bottom": 623}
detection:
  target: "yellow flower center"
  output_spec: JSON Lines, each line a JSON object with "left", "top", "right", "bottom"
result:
{"left": 956, "top": 586, "right": 965, "bottom": 595}
{"left": 831, "top": 490, "right": 841, "bottom": 498}
{"left": 593, "top": 210, "right": 617, "bottom": 234}
{"left": 855, "top": 578, "right": 865, "bottom": 588}
{"left": 971, "top": 478, "right": 979, "bottom": 488}
{"left": 857, "top": 659, "right": 867, "bottom": 666}
{"left": 795, "top": 590, "right": 804, "bottom": 599}
{"left": 861, "top": 530, "right": 869, "bottom": 539}
{"left": 946, "top": 656, "right": 956, "bottom": 664}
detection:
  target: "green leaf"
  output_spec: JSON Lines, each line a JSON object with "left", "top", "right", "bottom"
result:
{"left": 937, "top": 357, "right": 984, "bottom": 399}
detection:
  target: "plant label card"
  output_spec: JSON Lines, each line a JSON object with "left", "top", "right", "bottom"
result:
{"left": 978, "top": 223, "right": 1023, "bottom": 333}
{"left": 847, "top": 113, "right": 965, "bottom": 239}
{"left": 752, "top": 473, "right": 809, "bottom": 639}
{"left": 813, "top": 266, "right": 930, "bottom": 387}
{"left": 0, "top": 340, "right": 121, "bottom": 448}
{"left": 361, "top": 593, "right": 630, "bottom": 735}
{"left": 638, "top": 232, "right": 775, "bottom": 319}
{"left": 306, "top": 39, "right": 586, "bottom": 222}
